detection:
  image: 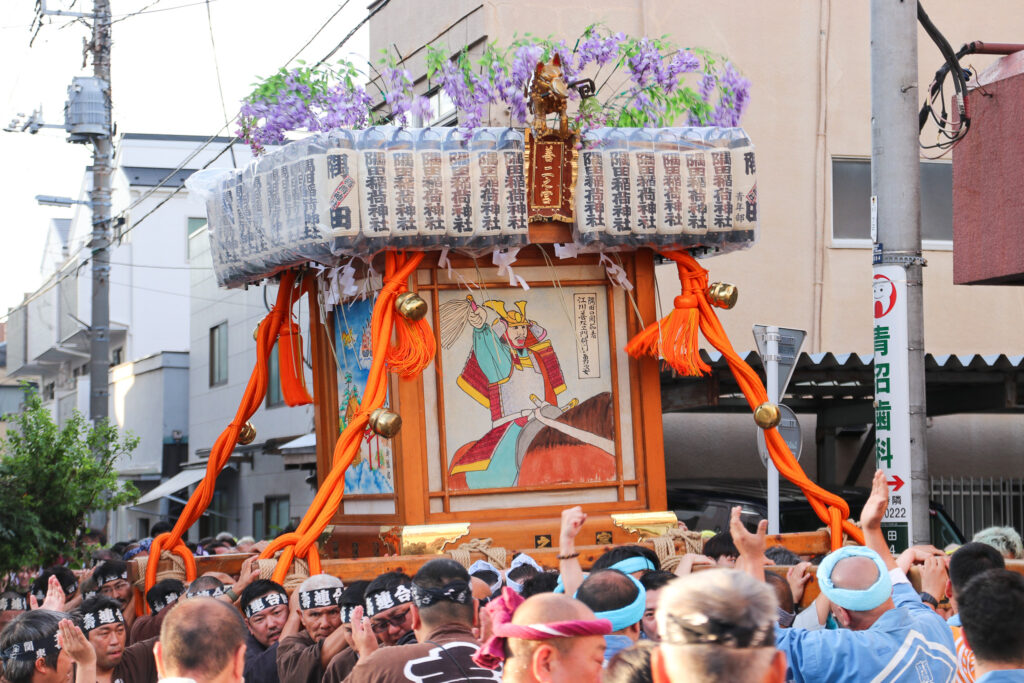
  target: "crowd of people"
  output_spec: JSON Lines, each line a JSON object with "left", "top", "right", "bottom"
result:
{"left": 1, "top": 471, "right": 1023, "bottom": 682}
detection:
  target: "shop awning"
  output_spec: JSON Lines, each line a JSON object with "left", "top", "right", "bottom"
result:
{"left": 136, "top": 467, "right": 209, "bottom": 505}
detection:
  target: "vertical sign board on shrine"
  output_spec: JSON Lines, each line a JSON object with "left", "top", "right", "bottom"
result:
{"left": 873, "top": 264, "right": 912, "bottom": 553}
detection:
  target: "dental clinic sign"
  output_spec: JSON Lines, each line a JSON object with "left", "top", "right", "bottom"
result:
{"left": 873, "top": 265, "right": 913, "bottom": 553}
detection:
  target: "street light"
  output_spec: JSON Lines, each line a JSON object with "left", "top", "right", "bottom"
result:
{"left": 35, "top": 194, "right": 91, "bottom": 208}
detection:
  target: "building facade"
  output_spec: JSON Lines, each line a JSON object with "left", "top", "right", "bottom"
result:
{"left": 363, "top": 0, "right": 1024, "bottom": 498}
{"left": 4, "top": 133, "right": 245, "bottom": 541}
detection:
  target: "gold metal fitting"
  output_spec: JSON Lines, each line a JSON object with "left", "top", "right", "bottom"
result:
{"left": 753, "top": 402, "right": 782, "bottom": 429}
{"left": 368, "top": 408, "right": 402, "bottom": 439}
{"left": 238, "top": 422, "right": 257, "bottom": 445}
{"left": 707, "top": 282, "right": 739, "bottom": 309}
{"left": 395, "top": 292, "right": 429, "bottom": 321}
{"left": 252, "top": 325, "right": 260, "bottom": 341}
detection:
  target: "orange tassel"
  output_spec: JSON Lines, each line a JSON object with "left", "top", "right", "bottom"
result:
{"left": 625, "top": 253, "right": 711, "bottom": 377}
{"left": 278, "top": 321, "right": 313, "bottom": 406}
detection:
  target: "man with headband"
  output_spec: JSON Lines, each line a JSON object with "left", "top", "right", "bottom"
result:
{"left": 358, "top": 571, "right": 416, "bottom": 647}
{"left": 277, "top": 574, "right": 347, "bottom": 683}
{"left": 576, "top": 569, "right": 646, "bottom": 662}
{"left": 239, "top": 579, "right": 291, "bottom": 683}
{"left": 653, "top": 568, "right": 785, "bottom": 683}
{"left": 320, "top": 582, "right": 367, "bottom": 683}
{"left": 475, "top": 591, "right": 610, "bottom": 683}
{"left": 344, "top": 559, "right": 499, "bottom": 683}
{"left": 72, "top": 595, "right": 159, "bottom": 683}
{"left": 0, "top": 610, "right": 75, "bottom": 683}
{"left": 733, "top": 470, "right": 957, "bottom": 682}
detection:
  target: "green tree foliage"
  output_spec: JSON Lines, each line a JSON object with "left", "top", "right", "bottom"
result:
{"left": 0, "top": 387, "right": 139, "bottom": 571}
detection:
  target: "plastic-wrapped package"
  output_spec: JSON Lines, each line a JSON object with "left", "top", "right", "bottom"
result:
{"left": 498, "top": 128, "right": 529, "bottom": 249}
{"left": 443, "top": 128, "right": 475, "bottom": 249}
{"left": 471, "top": 129, "right": 502, "bottom": 251}
{"left": 630, "top": 128, "right": 658, "bottom": 238}
{"left": 324, "top": 129, "right": 361, "bottom": 255}
{"left": 388, "top": 127, "right": 420, "bottom": 248}
{"left": 572, "top": 126, "right": 758, "bottom": 257}
{"left": 417, "top": 128, "right": 447, "bottom": 248}
{"left": 357, "top": 126, "right": 394, "bottom": 255}
{"left": 576, "top": 127, "right": 612, "bottom": 246}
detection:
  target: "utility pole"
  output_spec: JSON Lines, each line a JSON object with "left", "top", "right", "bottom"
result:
{"left": 870, "top": 0, "right": 929, "bottom": 549}
{"left": 88, "top": 0, "right": 113, "bottom": 427}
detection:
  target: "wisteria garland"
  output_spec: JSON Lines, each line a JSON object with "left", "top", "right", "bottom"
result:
{"left": 236, "top": 25, "right": 751, "bottom": 154}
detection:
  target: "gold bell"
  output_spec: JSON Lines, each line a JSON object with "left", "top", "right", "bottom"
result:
{"left": 753, "top": 402, "right": 781, "bottom": 429}
{"left": 707, "top": 282, "right": 739, "bottom": 309}
{"left": 395, "top": 292, "right": 429, "bottom": 321}
{"left": 368, "top": 408, "right": 402, "bottom": 439}
{"left": 238, "top": 422, "right": 257, "bottom": 445}
{"left": 252, "top": 324, "right": 261, "bottom": 341}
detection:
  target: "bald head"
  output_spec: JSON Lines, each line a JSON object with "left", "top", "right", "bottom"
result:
{"left": 513, "top": 592, "right": 597, "bottom": 626}
{"left": 504, "top": 594, "right": 606, "bottom": 683}
{"left": 830, "top": 556, "right": 881, "bottom": 591}
{"left": 157, "top": 597, "right": 246, "bottom": 682}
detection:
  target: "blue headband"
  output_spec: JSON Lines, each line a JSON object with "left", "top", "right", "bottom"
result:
{"left": 817, "top": 546, "right": 892, "bottom": 611}
{"left": 553, "top": 555, "right": 655, "bottom": 594}
{"left": 609, "top": 557, "right": 656, "bottom": 575}
{"left": 574, "top": 573, "right": 646, "bottom": 632}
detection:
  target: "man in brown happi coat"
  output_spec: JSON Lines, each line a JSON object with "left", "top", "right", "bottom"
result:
{"left": 73, "top": 595, "right": 159, "bottom": 683}
{"left": 276, "top": 574, "right": 347, "bottom": 683}
{"left": 339, "top": 559, "right": 501, "bottom": 683}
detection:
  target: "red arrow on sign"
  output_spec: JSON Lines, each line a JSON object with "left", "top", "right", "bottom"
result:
{"left": 887, "top": 475, "right": 905, "bottom": 492}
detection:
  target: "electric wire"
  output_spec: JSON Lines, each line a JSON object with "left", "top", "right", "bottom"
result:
{"left": 204, "top": 0, "right": 238, "bottom": 168}
{"left": 121, "top": 0, "right": 364, "bottom": 216}
{"left": 917, "top": 1, "right": 970, "bottom": 151}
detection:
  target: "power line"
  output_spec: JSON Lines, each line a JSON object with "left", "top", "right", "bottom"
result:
{"left": 283, "top": 0, "right": 352, "bottom": 67}
{"left": 118, "top": 137, "right": 238, "bottom": 239}
{"left": 314, "top": 0, "right": 387, "bottom": 68}
{"left": 110, "top": 0, "right": 218, "bottom": 23}
{"left": 204, "top": 0, "right": 237, "bottom": 168}
{"left": 121, "top": 0, "right": 363, "bottom": 216}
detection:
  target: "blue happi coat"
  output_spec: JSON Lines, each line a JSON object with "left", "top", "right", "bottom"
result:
{"left": 776, "top": 572, "right": 957, "bottom": 683}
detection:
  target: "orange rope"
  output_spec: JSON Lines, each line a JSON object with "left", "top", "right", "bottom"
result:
{"left": 260, "top": 252, "right": 434, "bottom": 582}
{"left": 142, "top": 271, "right": 303, "bottom": 606}
{"left": 630, "top": 251, "right": 863, "bottom": 550}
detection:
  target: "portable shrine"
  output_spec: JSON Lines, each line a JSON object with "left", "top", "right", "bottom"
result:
{"left": 133, "top": 53, "right": 861, "bottom": 602}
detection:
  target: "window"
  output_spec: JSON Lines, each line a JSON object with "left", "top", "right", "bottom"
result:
{"left": 209, "top": 322, "right": 228, "bottom": 386}
{"left": 137, "top": 517, "right": 150, "bottom": 539}
{"left": 266, "top": 341, "right": 283, "bottom": 408}
{"left": 412, "top": 89, "right": 458, "bottom": 127}
{"left": 43, "top": 382, "right": 55, "bottom": 401}
{"left": 111, "top": 347, "right": 123, "bottom": 365}
{"left": 252, "top": 503, "right": 265, "bottom": 540}
{"left": 266, "top": 496, "right": 290, "bottom": 535}
{"left": 832, "top": 158, "right": 953, "bottom": 243}
{"left": 187, "top": 218, "right": 207, "bottom": 260}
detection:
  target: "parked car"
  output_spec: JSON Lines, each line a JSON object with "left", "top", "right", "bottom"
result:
{"left": 666, "top": 478, "right": 964, "bottom": 550}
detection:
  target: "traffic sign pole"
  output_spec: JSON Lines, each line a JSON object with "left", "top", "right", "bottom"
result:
{"left": 765, "top": 326, "right": 781, "bottom": 534}
{"left": 753, "top": 325, "right": 806, "bottom": 535}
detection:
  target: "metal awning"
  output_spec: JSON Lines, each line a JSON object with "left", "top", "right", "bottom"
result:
{"left": 278, "top": 433, "right": 317, "bottom": 466}
{"left": 136, "top": 467, "right": 209, "bottom": 505}
{"left": 662, "top": 351, "right": 1024, "bottom": 416}
{"left": 279, "top": 433, "right": 316, "bottom": 453}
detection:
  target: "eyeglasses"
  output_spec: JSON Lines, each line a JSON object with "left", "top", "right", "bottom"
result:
{"left": 370, "top": 607, "right": 410, "bottom": 633}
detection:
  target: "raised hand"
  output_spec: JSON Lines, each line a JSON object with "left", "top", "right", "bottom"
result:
{"left": 40, "top": 575, "right": 66, "bottom": 612}
{"left": 349, "top": 605, "right": 378, "bottom": 658}
{"left": 559, "top": 506, "right": 586, "bottom": 547}
{"left": 786, "top": 561, "right": 813, "bottom": 605}
{"left": 860, "top": 470, "right": 890, "bottom": 531}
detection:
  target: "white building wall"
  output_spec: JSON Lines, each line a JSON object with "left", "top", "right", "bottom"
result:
{"left": 187, "top": 227, "right": 316, "bottom": 540}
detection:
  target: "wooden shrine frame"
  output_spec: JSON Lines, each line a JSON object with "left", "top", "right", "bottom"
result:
{"left": 306, "top": 226, "right": 667, "bottom": 554}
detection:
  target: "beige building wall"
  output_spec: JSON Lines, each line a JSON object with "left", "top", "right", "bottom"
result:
{"left": 369, "top": 0, "right": 1024, "bottom": 485}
